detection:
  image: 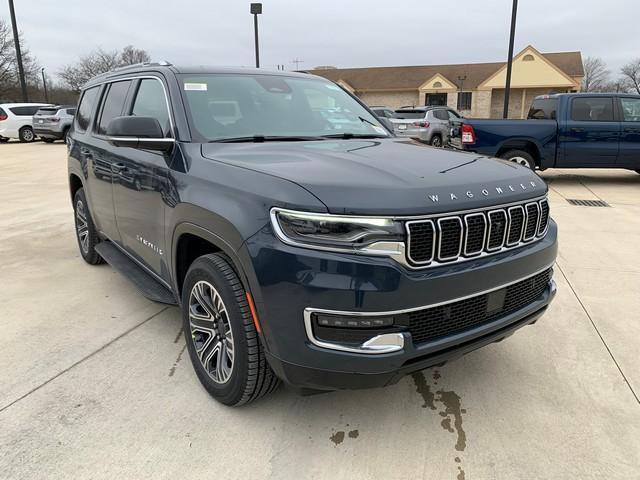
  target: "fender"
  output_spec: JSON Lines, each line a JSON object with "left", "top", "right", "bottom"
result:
{"left": 495, "top": 136, "right": 554, "bottom": 166}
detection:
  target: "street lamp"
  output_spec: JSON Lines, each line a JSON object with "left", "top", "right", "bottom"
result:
{"left": 41, "top": 68, "right": 49, "bottom": 103}
{"left": 8, "top": 0, "right": 28, "bottom": 102}
{"left": 503, "top": 0, "right": 518, "bottom": 118}
{"left": 250, "top": 3, "right": 262, "bottom": 68}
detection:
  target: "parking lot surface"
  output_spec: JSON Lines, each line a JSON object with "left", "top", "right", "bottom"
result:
{"left": 1, "top": 142, "right": 639, "bottom": 479}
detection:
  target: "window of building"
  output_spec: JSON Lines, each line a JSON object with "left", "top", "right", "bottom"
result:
{"left": 523, "top": 54, "right": 535, "bottom": 61}
{"left": 570, "top": 97, "right": 614, "bottom": 122}
{"left": 96, "top": 80, "right": 132, "bottom": 135}
{"left": 425, "top": 93, "right": 447, "bottom": 106}
{"left": 457, "top": 92, "right": 472, "bottom": 110}
{"left": 75, "top": 86, "right": 100, "bottom": 132}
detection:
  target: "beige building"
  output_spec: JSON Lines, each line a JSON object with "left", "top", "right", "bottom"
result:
{"left": 311, "top": 46, "right": 584, "bottom": 119}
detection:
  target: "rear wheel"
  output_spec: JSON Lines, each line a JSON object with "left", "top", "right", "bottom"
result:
{"left": 19, "top": 126, "right": 35, "bottom": 143}
{"left": 73, "top": 188, "right": 104, "bottom": 265}
{"left": 500, "top": 149, "right": 536, "bottom": 170}
{"left": 430, "top": 135, "right": 443, "bottom": 147}
{"left": 182, "top": 254, "right": 279, "bottom": 406}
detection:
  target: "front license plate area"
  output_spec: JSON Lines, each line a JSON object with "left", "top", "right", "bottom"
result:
{"left": 486, "top": 288, "right": 506, "bottom": 314}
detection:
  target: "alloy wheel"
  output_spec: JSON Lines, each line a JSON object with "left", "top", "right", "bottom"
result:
{"left": 510, "top": 156, "right": 531, "bottom": 168}
{"left": 75, "top": 200, "right": 89, "bottom": 254}
{"left": 22, "top": 129, "right": 34, "bottom": 142}
{"left": 188, "top": 280, "right": 235, "bottom": 384}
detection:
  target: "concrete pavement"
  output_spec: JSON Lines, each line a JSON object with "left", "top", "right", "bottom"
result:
{"left": 0, "top": 142, "right": 638, "bottom": 479}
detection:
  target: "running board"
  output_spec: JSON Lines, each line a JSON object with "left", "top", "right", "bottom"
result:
{"left": 95, "top": 241, "right": 178, "bottom": 305}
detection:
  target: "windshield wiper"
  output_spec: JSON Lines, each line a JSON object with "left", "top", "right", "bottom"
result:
{"left": 211, "top": 135, "right": 326, "bottom": 143}
{"left": 321, "top": 133, "right": 389, "bottom": 139}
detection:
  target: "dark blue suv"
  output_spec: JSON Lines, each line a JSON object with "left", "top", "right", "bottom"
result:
{"left": 67, "top": 63, "right": 557, "bottom": 405}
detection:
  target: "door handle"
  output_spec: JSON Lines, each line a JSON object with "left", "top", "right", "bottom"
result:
{"left": 111, "top": 163, "right": 126, "bottom": 173}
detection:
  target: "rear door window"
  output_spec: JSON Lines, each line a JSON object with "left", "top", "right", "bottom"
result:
{"left": 96, "top": 80, "right": 133, "bottom": 135}
{"left": 620, "top": 97, "right": 640, "bottom": 122}
{"left": 527, "top": 98, "right": 558, "bottom": 119}
{"left": 75, "top": 86, "right": 100, "bottom": 132}
{"left": 130, "top": 79, "right": 171, "bottom": 136}
{"left": 433, "top": 110, "right": 449, "bottom": 120}
{"left": 570, "top": 97, "right": 614, "bottom": 122}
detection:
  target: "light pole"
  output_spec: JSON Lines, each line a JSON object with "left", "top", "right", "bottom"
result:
{"left": 503, "top": 0, "right": 518, "bottom": 118}
{"left": 41, "top": 68, "right": 49, "bottom": 103}
{"left": 250, "top": 3, "right": 262, "bottom": 68}
{"left": 8, "top": 0, "right": 28, "bottom": 102}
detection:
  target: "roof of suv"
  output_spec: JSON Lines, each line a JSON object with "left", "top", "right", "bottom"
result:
{"left": 83, "top": 62, "right": 318, "bottom": 89}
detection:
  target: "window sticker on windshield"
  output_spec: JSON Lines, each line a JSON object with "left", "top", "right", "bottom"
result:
{"left": 326, "top": 84, "right": 341, "bottom": 91}
{"left": 184, "top": 83, "right": 208, "bottom": 91}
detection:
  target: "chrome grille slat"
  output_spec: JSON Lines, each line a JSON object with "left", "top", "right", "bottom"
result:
{"left": 406, "top": 198, "right": 550, "bottom": 268}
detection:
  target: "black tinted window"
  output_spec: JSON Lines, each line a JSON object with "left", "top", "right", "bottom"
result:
{"left": 394, "top": 110, "right": 426, "bottom": 119}
{"left": 131, "top": 79, "right": 170, "bottom": 136}
{"left": 66, "top": 108, "right": 76, "bottom": 115}
{"left": 0, "top": 107, "right": 5, "bottom": 117}
{"left": 570, "top": 97, "right": 614, "bottom": 122}
{"left": 528, "top": 98, "right": 558, "bottom": 119}
{"left": 97, "top": 80, "right": 132, "bottom": 135}
{"left": 75, "top": 87, "right": 100, "bottom": 132}
{"left": 9, "top": 106, "right": 41, "bottom": 116}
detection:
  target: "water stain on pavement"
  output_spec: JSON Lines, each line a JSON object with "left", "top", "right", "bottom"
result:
{"left": 168, "top": 343, "right": 187, "bottom": 377}
{"left": 412, "top": 371, "right": 436, "bottom": 410}
{"left": 348, "top": 429, "right": 359, "bottom": 439}
{"left": 329, "top": 431, "right": 345, "bottom": 445}
{"left": 438, "top": 389, "right": 467, "bottom": 451}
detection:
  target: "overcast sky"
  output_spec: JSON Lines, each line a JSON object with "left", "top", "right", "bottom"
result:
{"left": 1, "top": 0, "right": 637, "bottom": 81}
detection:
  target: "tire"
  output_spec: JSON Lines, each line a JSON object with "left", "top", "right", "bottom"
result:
{"left": 42, "top": 138, "right": 54, "bottom": 143}
{"left": 73, "top": 188, "right": 104, "bottom": 265}
{"left": 62, "top": 128, "right": 69, "bottom": 144}
{"left": 0, "top": 137, "right": 9, "bottom": 143}
{"left": 499, "top": 149, "right": 536, "bottom": 169}
{"left": 430, "top": 135, "right": 443, "bottom": 147}
{"left": 182, "top": 254, "right": 280, "bottom": 406}
{"left": 19, "top": 126, "right": 35, "bottom": 143}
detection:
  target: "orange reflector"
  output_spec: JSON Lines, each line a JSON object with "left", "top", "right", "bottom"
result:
{"left": 246, "top": 292, "right": 262, "bottom": 334}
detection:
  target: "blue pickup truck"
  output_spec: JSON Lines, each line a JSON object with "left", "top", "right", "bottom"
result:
{"left": 449, "top": 93, "right": 640, "bottom": 173}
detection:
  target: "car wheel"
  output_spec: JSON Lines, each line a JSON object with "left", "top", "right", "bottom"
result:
{"left": 73, "top": 188, "right": 104, "bottom": 265}
{"left": 430, "top": 135, "right": 442, "bottom": 147}
{"left": 182, "top": 254, "right": 280, "bottom": 406}
{"left": 62, "top": 128, "right": 69, "bottom": 144}
{"left": 19, "top": 126, "right": 35, "bottom": 143}
{"left": 500, "top": 149, "right": 536, "bottom": 170}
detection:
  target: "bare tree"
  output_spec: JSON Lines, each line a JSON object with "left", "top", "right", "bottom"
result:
{"left": 120, "top": 45, "right": 150, "bottom": 66}
{"left": 0, "top": 19, "right": 41, "bottom": 100}
{"left": 581, "top": 56, "right": 610, "bottom": 92}
{"left": 621, "top": 58, "right": 640, "bottom": 94}
{"left": 59, "top": 46, "right": 150, "bottom": 92}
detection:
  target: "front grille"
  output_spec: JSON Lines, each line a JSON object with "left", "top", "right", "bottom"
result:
{"left": 404, "top": 268, "right": 552, "bottom": 345}
{"left": 406, "top": 197, "right": 549, "bottom": 267}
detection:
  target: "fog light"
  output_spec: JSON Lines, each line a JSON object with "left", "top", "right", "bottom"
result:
{"left": 315, "top": 313, "right": 394, "bottom": 329}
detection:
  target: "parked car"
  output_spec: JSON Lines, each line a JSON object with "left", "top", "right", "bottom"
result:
{"left": 449, "top": 93, "right": 640, "bottom": 172}
{"left": 33, "top": 105, "right": 76, "bottom": 143}
{"left": 392, "top": 106, "right": 463, "bottom": 147}
{"left": 370, "top": 106, "right": 397, "bottom": 119}
{"left": 68, "top": 63, "right": 557, "bottom": 406}
{"left": 0, "top": 103, "right": 51, "bottom": 142}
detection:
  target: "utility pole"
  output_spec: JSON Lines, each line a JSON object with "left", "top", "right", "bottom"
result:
{"left": 250, "top": 3, "right": 262, "bottom": 68}
{"left": 503, "top": 0, "right": 518, "bottom": 118}
{"left": 290, "top": 58, "right": 304, "bottom": 71}
{"left": 8, "top": 0, "right": 28, "bottom": 102}
{"left": 41, "top": 68, "right": 49, "bottom": 103}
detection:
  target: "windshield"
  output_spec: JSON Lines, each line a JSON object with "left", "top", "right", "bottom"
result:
{"left": 179, "top": 74, "right": 390, "bottom": 142}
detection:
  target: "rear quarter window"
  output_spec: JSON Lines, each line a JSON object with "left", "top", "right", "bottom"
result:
{"left": 9, "top": 106, "right": 41, "bottom": 116}
{"left": 75, "top": 87, "right": 101, "bottom": 132}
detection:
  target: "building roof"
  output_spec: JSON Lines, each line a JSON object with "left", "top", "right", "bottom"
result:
{"left": 309, "top": 51, "right": 583, "bottom": 91}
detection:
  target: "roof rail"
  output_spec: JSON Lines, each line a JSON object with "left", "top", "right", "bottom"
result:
{"left": 110, "top": 60, "right": 173, "bottom": 73}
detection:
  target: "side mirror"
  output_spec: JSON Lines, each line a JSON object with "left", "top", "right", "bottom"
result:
{"left": 106, "top": 116, "right": 174, "bottom": 152}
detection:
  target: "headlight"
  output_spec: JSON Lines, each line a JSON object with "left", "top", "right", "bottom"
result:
{"left": 271, "top": 208, "right": 404, "bottom": 251}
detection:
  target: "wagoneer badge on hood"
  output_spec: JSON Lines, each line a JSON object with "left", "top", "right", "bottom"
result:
{"left": 427, "top": 180, "right": 540, "bottom": 203}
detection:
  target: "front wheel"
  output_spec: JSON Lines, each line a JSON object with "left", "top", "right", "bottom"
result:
{"left": 182, "top": 254, "right": 279, "bottom": 406}
{"left": 500, "top": 149, "right": 536, "bottom": 170}
{"left": 19, "top": 126, "right": 35, "bottom": 143}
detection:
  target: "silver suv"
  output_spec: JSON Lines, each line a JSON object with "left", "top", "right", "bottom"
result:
{"left": 391, "top": 106, "right": 462, "bottom": 147}
{"left": 33, "top": 105, "right": 76, "bottom": 143}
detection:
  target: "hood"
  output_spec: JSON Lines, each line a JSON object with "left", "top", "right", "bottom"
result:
{"left": 201, "top": 138, "right": 547, "bottom": 215}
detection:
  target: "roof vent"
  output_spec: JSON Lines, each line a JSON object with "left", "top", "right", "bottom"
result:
{"left": 523, "top": 54, "right": 535, "bottom": 62}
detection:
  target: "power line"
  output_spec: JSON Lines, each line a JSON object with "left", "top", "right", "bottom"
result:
{"left": 290, "top": 58, "right": 304, "bottom": 71}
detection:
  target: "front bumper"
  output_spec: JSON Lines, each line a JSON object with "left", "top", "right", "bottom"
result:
{"left": 245, "top": 219, "right": 558, "bottom": 390}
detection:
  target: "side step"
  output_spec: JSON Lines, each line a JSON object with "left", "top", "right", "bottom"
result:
{"left": 95, "top": 241, "right": 178, "bottom": 305}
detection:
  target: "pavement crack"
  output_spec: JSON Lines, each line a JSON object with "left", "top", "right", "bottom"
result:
{"left": 0, "top": 307, "right": 169, "bottom": 414}
{"left": 169, "top": 342, "right": 187, "bottom": 377}
{"left": 556, "top": 263, "right": 640, "bottom": 405}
